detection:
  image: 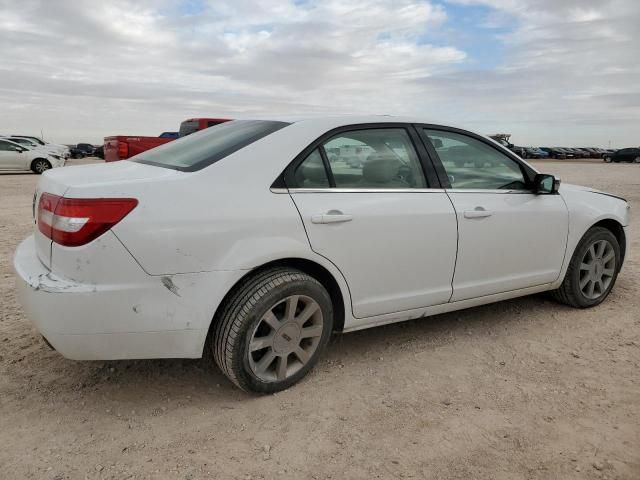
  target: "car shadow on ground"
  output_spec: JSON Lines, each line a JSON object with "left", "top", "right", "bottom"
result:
{"left": 18, "top": 293, "right": 568, "bottom": 407}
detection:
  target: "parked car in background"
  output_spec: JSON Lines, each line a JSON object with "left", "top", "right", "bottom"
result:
{"left": 540, "top": 147, "right": 567, "bottom": 159}
{"left": 69, "top": 143, "right": 96, "bottom": 158}
{"left": 571, "top": 148, "right": 590, "bottom": 158}
{"left": 178, "top": 118, "right": 230, "bottom": 137}
{"left": 2, "top": 136, "right": 62, "bottom": 158}
{"left": 605, "top": 148, "right": 640, "bottom": 163}
{"left": 104, "top": 118, "right": 232, "bottom": 162}
{"left": 10, "top": 135, "right": 69, "bottom": 158}
{"left": 581, "top": 148, "right": 603, "bottom": 159}
{"left": 14, "top": 116, "right": 630, "bottom": 393}
{"left": 0, "top": 138, "right": 65, "bottom": 173}
{"left": 556, "top": 148, "right": 575, "bottom": 159}
{"left": 522, "top": 147, "right": 549, "bottom": 159}
{"left": 103, "top": 135, "right": 174, "bottom": 162}
{"left": 94, "top": 145, "right": 104, "bottom": 159}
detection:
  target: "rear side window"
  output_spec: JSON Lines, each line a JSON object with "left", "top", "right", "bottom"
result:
{"left": 294, "top": 149, "right": 330, "bottom": 188}
{"left": 134, "top": 120, "right": 290, "bottom": 172}
{"left": 292, "top": 128, "right": 426, "bottom": 189}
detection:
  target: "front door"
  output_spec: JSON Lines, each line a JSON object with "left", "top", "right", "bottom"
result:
{"left": 422, "top": 128, "right": 569, "bottom": 301}
{"left": 288, "top": 126, "right": 458, "bottom": 318}
{"left": 0, "top": 140, "right": 25, "bottom": 170}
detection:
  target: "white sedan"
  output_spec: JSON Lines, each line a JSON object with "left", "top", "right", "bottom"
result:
{"left": 14, "top": 117, "right": 630, "bottom": 393}
{"left": 0, "top": 138, "right": 66, "bottom": 173}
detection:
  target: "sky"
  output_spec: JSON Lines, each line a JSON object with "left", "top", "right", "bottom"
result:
{"left": 0, "top": 0, "right": 638, "bottom": 147}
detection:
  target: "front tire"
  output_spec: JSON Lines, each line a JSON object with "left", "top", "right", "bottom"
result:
{"left": 634, "top": 156, "right": 640, "bottom": 163}
{"left": 213, "top": 268, "right": 333, "bottom": 393}
{"left": 551, "top": 227, "right": 620, "bottom": 308}
{"left": 31, "top": 158, "right": 52, "bottom": 174}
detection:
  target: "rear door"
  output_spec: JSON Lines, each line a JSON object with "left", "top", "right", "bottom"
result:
{"left": 287, "top": 125, "right": 458, "bottom": 318}
{"left": 420, "top": 127, "right": 568, "bottom": 301}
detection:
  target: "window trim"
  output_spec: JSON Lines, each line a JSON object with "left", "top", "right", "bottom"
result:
{"left": 415, "top": 124, "right": 538, "bottom": 190}
{"left": 276, "top": 123, "right": 441, "bottom": 190}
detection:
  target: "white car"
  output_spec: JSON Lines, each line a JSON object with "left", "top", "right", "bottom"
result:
{"left": 1, "top": 136, "right": 63, "bottom": 158}
{"left": 0, "top": 138, "right": 65, "bottom": 173}
{"left": 9, "top": 135, "right": 70, "bottom": 158}
{"left": 14, "top": 116, "right": 630, "bottom": 393}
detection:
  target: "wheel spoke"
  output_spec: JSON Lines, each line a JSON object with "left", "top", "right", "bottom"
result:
{"left": 262, "top": 311, "right": 281, "bottom": 331}
{"left": 255, "top": 350, "right": 276, "bottom": 373}
{"left": 603, "top": 251, "right": 615, "bottom": 263}
{"left": 579, "top": 274, "right": 590, "bottom": 289}
{"left": 595, "top": 279, "right": 604, "bottom": 295}
{"left": 294, "top": 302, "right": 319, "bottom": 327}
{"left": 284, "top": 295, "right": 299, "bottom": 322}
{"left": 276, "top": 355, "right": 288, "bottom": 380}
{"left": 579, "top": 262, "right": 591, "bottom": 271}
{"left": 250, "top": 335, "right": 273, "bottom": 352}
{"left": 602, "top": 267, "right": 615, "bottom": 277}
{"left": 595, "top": 241, "right": 605, "bottom": 258}
{"left": 300, "top": 324, "right": 323, "bottom": 339}
{"left": 588, "top": 245, "right": 596, "bottom": 261}
{"left": 294, "top": 346, "right": 310, "bottom": 364}
{"left": 586, "top": 280, "right": 595, "bottom": 298}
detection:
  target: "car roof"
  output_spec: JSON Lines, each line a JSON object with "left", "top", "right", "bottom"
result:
{"left": 236, "top": 114, "right": 445, "bottom": 130}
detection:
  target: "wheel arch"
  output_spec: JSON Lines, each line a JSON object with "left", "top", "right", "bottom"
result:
{"left": 590, "top": 218, "right": 626, "bottom": 267}
{"left": 203, "top": 257, "right": 349, "bottom": 356}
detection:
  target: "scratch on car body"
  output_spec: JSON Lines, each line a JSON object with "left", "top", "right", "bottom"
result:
{"left": 161, "top": 276, "right": 181, "bottom": 297}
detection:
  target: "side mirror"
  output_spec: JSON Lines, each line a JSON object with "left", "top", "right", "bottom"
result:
{"left": 534, "top": 173, "right": 560, "bottom": 194}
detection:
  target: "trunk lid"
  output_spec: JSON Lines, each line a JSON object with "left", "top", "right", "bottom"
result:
{"left": 35, "top": 161, "right": 181, "bottom": 268}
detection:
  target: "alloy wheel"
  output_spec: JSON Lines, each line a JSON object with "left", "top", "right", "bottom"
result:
{"left": 248, "top": 295, "right": 324, "bottom": 382}
{"left": 34, "top": 160, "right": 50, "bottom": 173}
{"left": 579, "top": 239, "right": 616, "bottom": 300}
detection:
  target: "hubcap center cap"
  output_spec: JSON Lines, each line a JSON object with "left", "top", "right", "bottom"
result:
{"left": 273, "top": 323, "right": 301, "bottom": 354}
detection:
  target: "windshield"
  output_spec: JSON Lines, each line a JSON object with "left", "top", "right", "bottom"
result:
{"left": 133, "top": 120, "right": 290, "bottom": 171}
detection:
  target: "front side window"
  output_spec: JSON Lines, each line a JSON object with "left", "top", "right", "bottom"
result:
{"left": 425, "top": 129, "right": 528, "bottom": 190}
{"left": 134, "top": 120, "right": 289, "bottom": 171}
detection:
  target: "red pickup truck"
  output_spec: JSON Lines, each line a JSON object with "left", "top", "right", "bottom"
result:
{"left": 104, "top": 117, "right": 231, "bottom": 162}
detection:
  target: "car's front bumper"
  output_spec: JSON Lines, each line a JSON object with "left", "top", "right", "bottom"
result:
{"left": 13, "top": 235, "right": 243, "bottom": 360}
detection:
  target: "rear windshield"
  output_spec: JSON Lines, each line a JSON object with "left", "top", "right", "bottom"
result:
{"left": 133, "top": 120, "right": 289, "bottom": 172}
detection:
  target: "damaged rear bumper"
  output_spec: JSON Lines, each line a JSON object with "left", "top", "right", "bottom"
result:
{"left": 13, "top": 235, "right": 243, "bottom": 360}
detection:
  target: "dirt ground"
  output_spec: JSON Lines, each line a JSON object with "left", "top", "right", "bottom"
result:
{"left": 0, "top": 158, "right": 638, "bottom": 480}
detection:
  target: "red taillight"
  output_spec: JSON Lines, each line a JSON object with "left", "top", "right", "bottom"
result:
{"left": 38, "top": 193, "right": 138, "bottom": 247}
{"left": 117, "top": 141, "right": 129, "bottom": 159}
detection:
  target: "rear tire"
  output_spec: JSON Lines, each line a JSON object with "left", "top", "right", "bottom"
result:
{"left": 551, "top": 227, "right": 620, "bottom": 308}
{"left": 212, "top": 268, "right": 333, "bottom": 393}
{"left": 31, "top": 158, "right": 51, "bottom": 174}
{"left": 634, "top": 157, "right": 640, "bottom": 163}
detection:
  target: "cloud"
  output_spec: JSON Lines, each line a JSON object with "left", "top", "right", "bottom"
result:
{"left": 0, "top": 0, "right": 637, "bottom": 147}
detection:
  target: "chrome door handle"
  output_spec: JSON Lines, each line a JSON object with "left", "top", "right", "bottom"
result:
{"left": 311, "top": 211, "right": 353, "bottom": 224}
{"left": 463, "top": 207, "right": 493, "bottom": 219}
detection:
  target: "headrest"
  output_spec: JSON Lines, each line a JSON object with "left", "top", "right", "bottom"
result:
{"left": 362, "top": 154, "right": 396, "bottom": 183}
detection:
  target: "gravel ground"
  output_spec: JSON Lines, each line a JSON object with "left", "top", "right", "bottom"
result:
{"left": 0, "top": 158, "right": 638, "bottom": 480}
